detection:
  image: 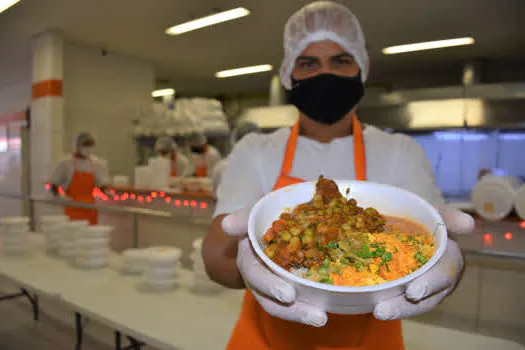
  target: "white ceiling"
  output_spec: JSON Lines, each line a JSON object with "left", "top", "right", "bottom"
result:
{"left": 1, "top": 0, "right": 524, "bottom": 96}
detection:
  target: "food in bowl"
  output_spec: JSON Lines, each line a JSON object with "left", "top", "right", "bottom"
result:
{"left": 262, "top": 176, "right": 435, "bottom": 287}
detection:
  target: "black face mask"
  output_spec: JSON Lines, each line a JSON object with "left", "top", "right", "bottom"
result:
{"left": 289, "top": 73, "right": 365, "bottom": 125}
{"left": 191, "top": 146, "right": 206, "bottom": 154}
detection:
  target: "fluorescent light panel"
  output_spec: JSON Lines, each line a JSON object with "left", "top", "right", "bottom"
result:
{"left": 382, "top": 37, "right": 475, "bottom": 55}
{"left": 152, "top": 88, "right": 175, "bottom": 97}
{"left": 216, "top": 64, "right": 273, "bottom": 78}
{"left": 0, "top": 0, "right": 20, "bottom": 14}
{"left": 166, "top": 7, "right": 250, "bottom": 35}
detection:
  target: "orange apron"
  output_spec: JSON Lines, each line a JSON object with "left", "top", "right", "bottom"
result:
{"left": 64, "top": 156, "right": 98, "bottom": 225}
{"left": 171, "top": 153, "right": 177, "bottom": 177}
{"left": 195, "top": 145, "right": 208, "bottom": 177}
{"left": 195, "top": 145, "right": 209, "bottom": 177}
{"left": 226, "top": 116, "right": 404, "bottom": 350}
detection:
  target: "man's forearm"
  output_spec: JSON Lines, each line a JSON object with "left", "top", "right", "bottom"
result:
{"left": 202, "top": 215, "right": 246, "bottom": 289}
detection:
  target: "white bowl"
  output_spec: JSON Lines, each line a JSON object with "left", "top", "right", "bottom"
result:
{"left": 248, "top": 180, "right": 447, "bottom": 315}
{"left": 144, "top": 278, "right": 177, "bottom": 292}
{"left": 145, "top": 266, "right": 179, "bottom": 280}
{"left": 76, "top": 256, "right": 108, "bottom": 269}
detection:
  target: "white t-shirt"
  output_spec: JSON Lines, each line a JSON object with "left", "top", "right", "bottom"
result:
{"left": 51, "top": 154, "right": 110, "bottom": 191}
{"left": 212, "top": 158, "right": 228, "bottom": 194}
{"left": 174, "top": 152, "right": 195, "bottom": 177}
{"left": 214, "top": 125, "right": 444, "bottom": 218}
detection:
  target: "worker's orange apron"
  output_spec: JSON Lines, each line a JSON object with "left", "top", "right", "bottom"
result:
{"left": 226, "top": 116, "right": 404, "bottom": 350}
{"left": 195, "top": 145, "right": 209, "bottom": 177}
{"left": 171, "top": 153, "right": 177, "bottom": 177}
{"left": 64, "top": 157, "right": 98, "bottom": 225}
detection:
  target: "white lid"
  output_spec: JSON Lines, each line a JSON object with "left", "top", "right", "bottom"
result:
{"left": 85, "top": 225, "right": 113, "bottom": 235}
{"left": 146, "top": 246, "right": 182, "bottom": 262}
{"left": 515, "top": 185, "right": 525, "bottom": 220}
{"left": 192, "top": 238, "right": 203, "bottom": 250}
{"left": 122, "top": 249, "right": 147, "bottom": 259}
{"left": 68, "top": 220, "right": 89, "bottom": 228}
{"left": 0, "top": 217, "right": 30, "bottom": 225}
{"left": 41, "top": 215, "right": 68, "bottom": 223}
{"left": 471, "top": 176, "right": 521, "bottom": 221}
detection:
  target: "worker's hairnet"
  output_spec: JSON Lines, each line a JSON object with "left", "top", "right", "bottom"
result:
{"left": 73, "top": 132, "right": 95, "bottom": 149}
{"left": 280, "top": 1, "right": 369, "bottom": 90}
{"left": 231, "top": 122, "right": 260, "bottom": 145}
{"left": 155, "top": 136, "right": 177, "bottom": 152}
{"left": 187, "top": 133, "right": 208, "bottom": 146}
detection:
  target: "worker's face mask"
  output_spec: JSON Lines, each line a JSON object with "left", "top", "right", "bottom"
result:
{"left": 289, "top": 73, "right": 364, "bottom": 125}
{"left": 78, "top": 147, "right": 93, "bottom": 158}
{"left": 191, "top": 146, "right": 206, "bottom": 154}
{"left": 159, "top": 151, "right": 171, "bottom": 159}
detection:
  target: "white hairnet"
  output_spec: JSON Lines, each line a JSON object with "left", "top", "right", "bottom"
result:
{"left": 155, "top": 136, "right": 177, "bottom": 152}
{"left": 187, "top": 133, "right": 207, "bottom": 146}
{"left": 280, "top": 1, "right": 369, "bottom": 90}
{"left": 73, "top": 132, "right": 95, "bottom": 149}
{"left": 231, "top": 122, "right": 259, "bottom": 145}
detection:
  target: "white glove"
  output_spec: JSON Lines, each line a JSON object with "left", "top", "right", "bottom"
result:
{"left": 223, "top": 209, "right": 328, "bottom": 327}
{"left": 222, "top": 204, "right": 474, "bottom": 326}
{"left": 373, "top": 204, "right": 475, "bottom": 320}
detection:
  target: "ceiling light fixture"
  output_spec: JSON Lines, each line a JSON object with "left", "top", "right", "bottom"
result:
{"left": 166, "top": 7, "right": 250, "bottom": 36}
{"left": 151, "top": 88, "right": 175, "bottom": 97}
{"left": 0, "top": 0, "right": 20, "bottom": 14}
{"left": 216, "top": 64, "right": 273, "bottom": 78}
{"left": 382, "top": 37, "right": 475, "bottom": 55}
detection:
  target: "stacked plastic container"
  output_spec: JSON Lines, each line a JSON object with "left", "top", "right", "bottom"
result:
{"left": 143, "top": 247, "right": 181, "bottom": 292}
{"left": 40, "top": 215, "right": 69, "bottom": 255}
{"left": 121, "top": 248, "right": 148, "bottom": 275}
{"left": 472, "top": 176, "right": 523, "bottom": 221}
{"left": 75, "top": 225, "right": 112, "bottom": 269}
{"left": 58, "top": 220, "right": 89, "bottom": 261}
{"left": 0, "top": 217, "right": 30, "bottom": 255}
{"left": 190, "top": 238, "right": 220, "bottom": 292}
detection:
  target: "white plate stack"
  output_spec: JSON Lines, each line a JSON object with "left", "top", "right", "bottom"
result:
{"left": 190, "top": 238, "right": 221, "bottom": 292}
{"left": 58, "top": 220, "right": 89, "bottom": 261}
{"left": 40, "top": 215, "right": 69, "bottom": 255}
{"left": 75, "top": 225, "right": 112, "bottom": 269}
{"left": 0, "top": 217, "right": 30, "bottom": 255}
{"left": 143, "top": 247, "right": 181, "bottom": 292}
{"left": 121, "top": 248, "right": 148, "bottom": 275}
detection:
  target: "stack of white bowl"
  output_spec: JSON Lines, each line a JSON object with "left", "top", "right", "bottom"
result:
{"left": 143, "top": 247, "right": 181, "bottom": 292}
{"left": 40, "top": 215, "right": 69, "bottom": 255}
{"left": 190, "top": 238, "right": 220, "bottom": 292}
{"left": 58, "top": 220, "right": 89, "bottom": 261}
{"left": 75, "top": 225, "right": 112, "bottom": 269}
{"left": 121, "top": 248, "right": 148, "bottom": 275}
{"left": 0, "top": 217, "right": 30, "bottom": 255}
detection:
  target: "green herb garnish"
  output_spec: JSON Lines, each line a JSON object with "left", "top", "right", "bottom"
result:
{"left": 415, "top": 251, "right": 428, "bottom": 264}
{"left": 319, "top": 277, "right": 333, "bottom": 284}
{"left": 326, "top": 242, "right": 339, "bottom": 249}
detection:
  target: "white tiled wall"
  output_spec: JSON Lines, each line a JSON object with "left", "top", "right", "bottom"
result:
{"left": 63, "top": 44, "right": 155, "bottom": 179}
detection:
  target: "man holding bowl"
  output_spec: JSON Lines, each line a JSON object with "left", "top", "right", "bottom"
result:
{"left": 203, "top": 2, "right": 474, "bottom": 349}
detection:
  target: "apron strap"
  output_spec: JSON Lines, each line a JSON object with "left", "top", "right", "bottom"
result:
{"left": 353, "top": 115, "right": 366, "bottom": 181}
{"left": 281, "top": 116, "right": 367, "bottom": 180}
{"left": 281, "top": 120, "right": 300, "bottom": 176}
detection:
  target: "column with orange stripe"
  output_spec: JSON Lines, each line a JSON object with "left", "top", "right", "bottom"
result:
{"left": 30, "top": 31, "right": 65, "bottom": 198}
